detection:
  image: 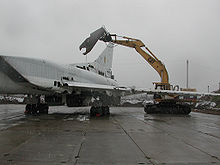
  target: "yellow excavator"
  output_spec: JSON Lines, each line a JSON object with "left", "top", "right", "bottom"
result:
{"left": 80, "top": 27, "right": 191, "bottom": 114}
{"left": 110, "top": 34, "right": 173, "bottom": 91}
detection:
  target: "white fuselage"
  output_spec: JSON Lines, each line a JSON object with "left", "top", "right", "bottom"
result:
{"left": 0, "top": 55, "right": 118, "bottom": 95}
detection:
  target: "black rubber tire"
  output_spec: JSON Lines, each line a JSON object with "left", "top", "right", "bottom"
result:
{"left": 90, "top": 106, "right": 110, "bottom": 117}
{"left": 90, "top": 106, "right": 96, "bottom": 116}
{"left": 25, "top": 104, "right": 32, "bottom": 115}
{"left": 102, "top": 106, "right": 110, "bottom": 116}
{"left": 38, "top": 104, "right": 49, "bottom": 114}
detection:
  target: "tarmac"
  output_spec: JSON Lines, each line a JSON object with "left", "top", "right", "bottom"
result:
{"left": 0, "top": 104, "right": 219, "bottom": 165}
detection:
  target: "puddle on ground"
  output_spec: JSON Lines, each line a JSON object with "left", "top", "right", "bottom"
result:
{"left": 62, "top": 113, "right": 90, "bottom": 122}
{"left": 76, "top": 115, "right": 89, "bottom": 122}
{"left": 24, "top": 112, "right": 90, "bottom": 122}
{"left": 144, "top": 115, "right": 166, "bottom": 122}
{"left": 144, "top": 118, "right": 165, "bottom": 122}
{"left": 144, "top": 114, "right": 191, "bottom": 122}
{"left": 0, "top": 121, "right": 25, "bottom": 131}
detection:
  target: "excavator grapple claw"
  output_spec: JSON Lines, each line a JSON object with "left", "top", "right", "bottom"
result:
{"left": 79, "top": 27, "right": 112, "bottom": 55}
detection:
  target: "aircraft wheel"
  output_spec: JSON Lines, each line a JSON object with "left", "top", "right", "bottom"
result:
{"left": 90, "top": 106, "right": 109, "bottom": 117}
{"left": 31, "top": 104, "right": 38, "bottom": 115}
{"left": 38, "top": 104, "right": 49, "bottom": 114}
{"left": 90, "top": 106, "right": 96, "bottom": 116}
{"left": 25, "top": 104, "right": 32, "bottom": 115}
{"left": 25, "top": 104, "right": 38, "bottom": 115}
{"left": 102, "top": 106, "right": 110, "bottom": 116}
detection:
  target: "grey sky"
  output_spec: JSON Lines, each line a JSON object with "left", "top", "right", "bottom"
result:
{"left": 0, "top": 0, "right": 219, "bottom": 92}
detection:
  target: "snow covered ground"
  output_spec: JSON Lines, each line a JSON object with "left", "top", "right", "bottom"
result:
{"left": 0, "top": 95, "right": 24, "bottom": 104}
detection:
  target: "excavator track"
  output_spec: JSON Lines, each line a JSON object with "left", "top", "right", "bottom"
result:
{"left": 144, "top": 102, "right": 191, "bottom": 115}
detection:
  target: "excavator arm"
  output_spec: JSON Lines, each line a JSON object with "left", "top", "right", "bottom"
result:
{"left": 110, "top": 35, "right": 170, "bottom": 90}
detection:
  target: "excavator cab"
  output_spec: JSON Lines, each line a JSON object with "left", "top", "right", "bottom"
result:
{"left": 153, "top": 82, "right": 171, "bottom": 90}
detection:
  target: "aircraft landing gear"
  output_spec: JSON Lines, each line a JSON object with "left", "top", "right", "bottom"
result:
{"left": 90, "top": 106, "right": 110, "bottom": 117}
{"left": 90, "top": 96, "right": 110, "bottom": 117}
{"left": 24, "top": 95, "right": 49, "bottom": 115}
{"left": 25, "top": 103, "right": 49, "bottom": 115}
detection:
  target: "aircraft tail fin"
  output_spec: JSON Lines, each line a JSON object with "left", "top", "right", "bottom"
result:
{"left": 93, "top": 43, "right": 114, "bottom": 70}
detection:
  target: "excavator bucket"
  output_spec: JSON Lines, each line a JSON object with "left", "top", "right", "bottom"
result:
{"left": 79, "top": 27, "right": 112, "bottom": 55}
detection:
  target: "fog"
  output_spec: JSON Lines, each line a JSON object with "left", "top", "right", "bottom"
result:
{"left": 0, "top": 0, "right": 219, "bottom": 92}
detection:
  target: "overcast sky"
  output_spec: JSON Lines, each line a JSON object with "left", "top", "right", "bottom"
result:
{"left": 0, "top": 0, "right": 219, "bottom": 92}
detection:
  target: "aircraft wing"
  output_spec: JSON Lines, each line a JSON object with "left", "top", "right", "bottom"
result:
{"left": 61, "top": 81, "right": 131, "bottom": 95}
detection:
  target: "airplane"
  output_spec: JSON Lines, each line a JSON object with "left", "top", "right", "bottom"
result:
{"left": 0, "top": 43, "right": 129, "bottom": 116}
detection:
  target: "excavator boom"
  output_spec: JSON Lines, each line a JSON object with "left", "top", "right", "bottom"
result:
{"left": 111, "top": 35, "right": 170, "bottom": 89}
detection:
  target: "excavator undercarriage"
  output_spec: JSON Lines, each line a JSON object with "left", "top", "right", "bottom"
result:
{"left": 144, "top": 101, "right": 191, "bottom": 115}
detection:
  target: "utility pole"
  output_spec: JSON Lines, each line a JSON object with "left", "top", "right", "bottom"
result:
{"left": 186, "top": 60, "right": 189, "bottom": 89}
{"left": 208, "top": 85, "right": 210, "bottom": 93}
